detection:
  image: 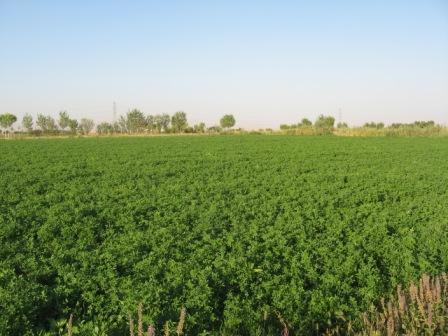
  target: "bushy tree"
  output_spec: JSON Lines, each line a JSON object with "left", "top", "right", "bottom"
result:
{"left": 337, "top": 122, "right": 348, "bottom": 129}
{"left": 146, "top": 115, "right": 156, "bottom": 132}
{"left": 389, "top": 123, "right": 403, "bottom": 129}
{"left": 22, "top": 114, "right": 33, "bottom": 132}
{"left": 126, "top": 109, "right": 147, "bottom": 133}
{"left": 153, "top": 115, "right": 162, "bottom": 133}
{"left": 153, "top": 114, "right": 170, "bottom": 133}
{"left": 299, "top": 118, "right": 312, "bottom": 127}
{"left": 314, "top": 115, "right": 335, "bottom": 131}
{"left": 97, "top": 122, "right": 114, "bottom": 134}
{"left": 171, "top": 111, "right": 188, "bottom": 133}
{"left": 414, "top": 121, "right": 435, "bottom": 128}
{"left": 220, "top": 114, "right": 236, "bottom": 129}
{"left": 36, "top": 114, "right": 57, "bottom": 133}
{"left": 79, "top": 118, "right": 95, "bottom": 134}
{"left": 112, "top": 122, "right": 121, "bottom": 133}
{"left": 364, "top": 122, "right": 384, "bottom": 129}
{"left": 193, "top": 122, "right": 206, "bottom": 133}
{"left": 161, "top": 114, "right": 170, "bottom": 132}
{"left": 58, "top": 111, "right": 71, "bottom": 130}
{"left": 118, "top": 115, "right": 128, "bottom": 133}
{"left": 0, "top": 113, "right": 17, "bottom": 133}
{"left": 207, "top": 125, "right": 222, "bottom": 133}
{"left": 68, "top": 119, "right": 79, "bottom": 134}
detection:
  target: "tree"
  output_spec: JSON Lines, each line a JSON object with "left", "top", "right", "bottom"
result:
{"left": 193, "top": 122, "right": 206, "bottom": 133}
{"left": 58, "top": 111, "right": 71, "bottom": 130}
{"left": 126, "top": 109, "right": 147, "bottom": 133}
{"left": 300, "top": 118, "right": 312, "bottom": 127}
{"left": 0, "top": 113, "right": 17, "bottom": 134}
{"left": 220, "top": 114, "right": 236, "bottom": 129}
{"left": 118, "top": 115, "right": 127, "bottom": 133}
{"left": 112, "top": 121, "right": 121, "bottom": 133}
{"left": 36, "top": 114, "right": 46, "bottom": 130}
{"left": 207, "top": 125, "right": 222, "bottom": 133}
{"left": 153, "top": 114, "right": 170, "bottom": 133}
{"left": 171, "top": 111, "right": 188, "bottom": 133}
{"left": 22, "top": 114, "right": 33, "bottom": 132}
{"left": 79, "top": 118, "right": 95, "bottom": 134}
{"left": 146, "top": 115, "right": 156, "bottom": 132}
{"left": 160, "top": 114, "right": 170, "bottom": 132}
{"left": 314, "top": 115, "right": 335, "bottom": 131}
{"left": 153, "top": 115, "right": 162, "bottom": 133}
{"left": 364, "top": 122, "right": 384, "bottom": 129}
{"left": 68, "top": 119, "right": 79, "bottom": 134}
{"left": 97, "top": 122, "right": 114, "bottom": 134}
{"left": 337, "top": 122, "right": 348, "bottom": 129}
{"left": 36, "top": 114, "right": 57, "bottom": 133}
{"left": 414, "top": 121, "right": 435, "bottom": 128}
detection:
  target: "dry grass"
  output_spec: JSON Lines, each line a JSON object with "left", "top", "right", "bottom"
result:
{"left": 63, "top": 274, "right": 447, "bottom": 335}
{"left": 176, "top": 307, "right": 186, "bottom": 336}
{"left": 326, "top": 273, "right": 448, "bottom": 336}
{"left": 126, "top": 303, "right": 185, "bottom": 336}
{"left": 334, "top": 126, "right": 448, "bottom": 137}
{"left": 66, "top": 314, "right": 73, "bottom": 336}
{"left": 275, "top": 310, "right": 290, "bottom": 336}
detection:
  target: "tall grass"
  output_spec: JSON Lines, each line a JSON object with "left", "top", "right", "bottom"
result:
{"left": 326, "top": 273, "right": 448, "bottom": 335}
{"left": 126, "top": 304, "right": 185, "bottom": 336}
{"left": 63, "top": 274, "right": 447, "bottom": 335}
{"left": 334, "top": 126, "right": 448, "bottom": 137}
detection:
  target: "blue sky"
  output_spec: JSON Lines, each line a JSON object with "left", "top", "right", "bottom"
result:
{"left": 1, "top": 0, "right": 447, "bottom": 128}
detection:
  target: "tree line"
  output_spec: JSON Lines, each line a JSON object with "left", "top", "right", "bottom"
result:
{"left": 280, "top": 115, "right": 441, "bottom": 132}
{"left": 0, "top": 109, "right": 443, "bottom": 137}
{"left": 280, "top": 115, "right": 337, "bottom": 133}
{"left": 0, "top": 110, "right": 236, "bottom": 136}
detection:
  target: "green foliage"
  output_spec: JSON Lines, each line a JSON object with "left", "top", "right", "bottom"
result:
{"left": 299, "top": 118, "right": 312, "bottom": 127}
{"left": 364, "top": 122, "right": 384, "bottom": 129}
{"left": 314, "top": 114, "right": 335, "bottom": 131}
{"left": 1, "top": 136, "right": 447, "bottom": 335}
{"left": 337, "top": 122, "right": 348, "bottom": 129}
{"left": 207, "top": 125, "right": 222, "bottom": 133}
{"left": 125, "top": 109, "right": 147, "bottom": 133}
{"left": 389, "top": 121, "right": 437, "bottom": 129}
{"left": 58, "top": 111, "right": 71, "bottom": 130}
{"left": 22, "top": 114, "right": 34, "bottom": 132}
{"left": 0, "top": 113, "right": 17, "bottom": 130}
{"left": 79, "top": 119, "right": 95, "bottom": 135}
{"left": 326, "top": 273, "right": 448, "bottom": 335}
{"left": 36, "top": 114, "right": 58, "bottom": 133}
{"left": 220, "top": 114, "right": 236, "bottom": 129}
{"left": 68, "top": 119, "right": 79, "bottom": 134}
{"left": 413, "top": 120, "right": 435, "bottom": 128}
{"left": 146, "top": 115, "right": 156, "bottom": 132}
{"left": 96, "top": 122, "right": 114, "bottom": 135}
{"left": 153, "top": 114, "right": 171, "bottom": 133}
{"left": 193, "top": 122, "right": 206, "bottom": 133}
{"left": 171, "top": 111, "right": 188, "bottom": 133}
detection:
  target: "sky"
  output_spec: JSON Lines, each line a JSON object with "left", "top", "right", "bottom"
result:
{"left": 0, "top": 0, "right": 447, "bottom": 129}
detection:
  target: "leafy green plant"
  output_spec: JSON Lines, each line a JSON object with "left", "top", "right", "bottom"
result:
{"left": 1, "top": 136, "right": 447, "bottom": 335}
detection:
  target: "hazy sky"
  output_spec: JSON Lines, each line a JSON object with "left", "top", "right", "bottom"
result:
{"left": 1, "top": 1, "right": 447, "bottom": 129}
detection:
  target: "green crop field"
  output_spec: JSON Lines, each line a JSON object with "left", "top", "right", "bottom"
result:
{"left": 1, "top": 135, "right": 448, "bottom": 335}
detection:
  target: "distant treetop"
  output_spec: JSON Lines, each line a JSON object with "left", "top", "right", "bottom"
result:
{"left": 220, "top": 114, "right": 236, "bottom": 129}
